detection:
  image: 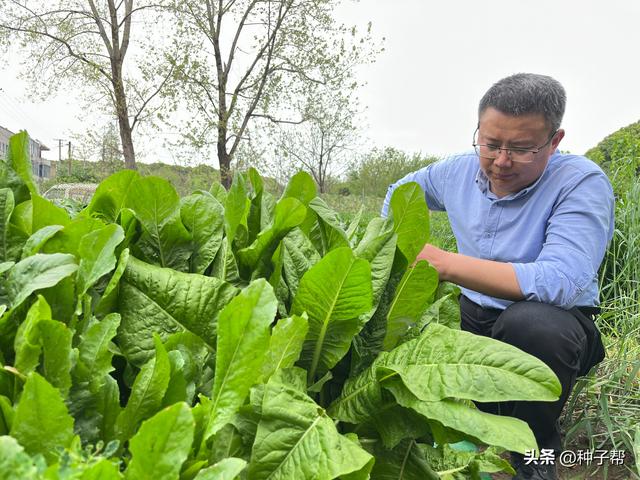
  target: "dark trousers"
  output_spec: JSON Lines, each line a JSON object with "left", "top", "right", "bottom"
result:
{"left": 459, "top": 295, "right": 605, "bottom": 453}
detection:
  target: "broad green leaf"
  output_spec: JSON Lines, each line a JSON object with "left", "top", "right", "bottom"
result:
{"left": 194, "top": 458, "right": 247, "bottom": 480}
{"left": 280, "top": 171, "right": 317, "bottom": 236}
{"left": 386, "top": 378, "right": 537, "bottom": 454}
{"left": 248, "top": 368, "right": 373, "bottom": 480}
{"left": 354, "top": 218, "right": 397, "bottom": 308}
{"left": 262, "top": 314, "right": 309, "bottom": 380}
{"left": 6, "top": 253, "right": 78, "bottom": 310}
{"left": 259, "top": 191, "right": 276, "bottom": 231}
{"left": 180, "top": 193, "right": 224, "bottom": 274}
{"left": 76, "top": 224, "right": 125, "bottom": 299}
{"left": 366, "top": 439, "right": 439, "bottom": 480}
{"left": 0, "top": 261, "right": 13, "bottom": 275}
{"left": 118, "top": 207, "right": 138, "bottom": 254}
{"left": 74, "top": 313, "right": 120, "bottom": 382}
{"left": 0, "top": 435, "right": 40, "bottom": 479}
{"left": 118, "top": 256, "right": 237, "bottom": 366}
{"left": 237, "top": 197, "right": 306, "bottom": 275}
{"left": 332, "top": 324, "right": 560, "bottom": 435}
{"left": 14, "top": 295, "right": 73, "bottom": 397}
{"left": 21, "top": 225, "right": 64, "bottom": 259}
{"left": 0, "top": 158, "right": 29, "bottom": 209}
{"left": 346, "top": 205, "right": 364, "bottom": 243}
{"left": 0, "top": 396, "right": 13, "bottom": 434}
{"left": 349, "top": 237, "right": 397, "bottom": 373}
{"left": 68, "top": 375, "right": 120, "bottom": 445}
{"left": 116, "top": 336, "right": 171, "bottom": 442}
{"left": 31, "top": 194, "right": 70, "bottom": 233}
{"left": 405, "top": 283, "right": 461, "bottom": 340}
{"left": 383, "top": 260, "right": 438, "bottom": 351}
{"left": 327, "top": 357, "right": 387, "bottom": 424}
{"left": 36, "top": 319, "right": 73, "bottom": 396}
{"left": 281, "top": 171, "right": 317, "bottom": 206}
{"left": 9, "top": 200, "right": 32, "bottom": 237}
{"left": 308, "top": 197, "right": 349, "bottom": 254}
{"left": 80, "top": 459, "right": 123, "bottom": 480}
{"left": 210, "top": 182, "right": 228, "bottom": 205}
{"left": 381, "top": 323, "right": 561, "bottom": 403}
{"left": 292, "top": 247, "right": 372, "bottom": 382}
{"left": 86, "top": 170, "right": 141, "bottom": 223}
{"left": 369, "top": 403, "right": 432, "bottom": 450}
{"left": 42, "top": 217, "right": 106, "bottom": 260}
{"left": 209, "top": 240, "right": 241, "bottom": 285}
{"left": 389, "top": 182, "right": 430, "bottom": 263}
{"left": 125, "top": 176, "right": 192, "bottom": 271}
{"left": 0, "top": 188, "right": 14, "bottom": 263}
{"left": 247, "top": 167, "right": 265, "bottom": 244}
{"left": 424, "top": 444, "right": 514, "bottom": 479}
{"left": 95, "top": 248, "right": 129, "bottom": 316}
{"left": 37, "top": 219, "right": 100, "bottom": 321}
{"left": 280, "top": 229, "right": 321, "bottom": 300}
{"left": 11, "top": 372, "right": 74, "bottom": 463}
{"left": 205, "top": 279, "right": 277, "bottom": 440}
{"left": 4, "top": 201, "right": 31, "bottom": 264}
{"left": 162, "top": 350, "right": 192, "bottom": 405}
{"left": 126, "top": 402, "right": 194, "bottom": 480}
{"left": 14, "top": 296, "right": 51, "bottom": 376}
{"left": 6, "top": 132, "right": 37, "bottom": 199}
{"left": 224, "top": 172, "right": 250, "bottom": 247}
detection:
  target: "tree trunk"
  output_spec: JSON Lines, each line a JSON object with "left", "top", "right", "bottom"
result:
{"left": 112, "top": 73, "right": 136, "bottom": 170}
{"left": 218, "top": 132, "right": 232, "bottom": 188}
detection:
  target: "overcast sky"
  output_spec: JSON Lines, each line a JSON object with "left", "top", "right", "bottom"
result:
{"left": 1, "top": 0, "right": 640, "bottom": 162}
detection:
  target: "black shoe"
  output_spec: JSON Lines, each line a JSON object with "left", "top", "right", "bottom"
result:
{"left": 511, "top": 453, "right": 558, "bottom": 480}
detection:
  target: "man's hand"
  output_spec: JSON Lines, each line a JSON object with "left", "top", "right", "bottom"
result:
{"left": 415, "top": 243, "right": 453, "bottom": 281}
{"left": 415, "top": 243, "right": 525, "bottom": 302}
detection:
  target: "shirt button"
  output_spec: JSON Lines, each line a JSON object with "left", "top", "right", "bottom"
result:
{"left": 485, "top": 232, "right": 492, "bottom": 238}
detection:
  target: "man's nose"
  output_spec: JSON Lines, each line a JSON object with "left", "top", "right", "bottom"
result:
{"left": 493, "top": 148, "right": 512, "bottom": 167}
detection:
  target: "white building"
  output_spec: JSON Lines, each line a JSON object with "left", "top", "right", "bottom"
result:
{"left": 0, "top": 125, "right": 52, "bottom": 180}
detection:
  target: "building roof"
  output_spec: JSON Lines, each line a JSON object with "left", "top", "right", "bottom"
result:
{"left": 0, "top": 124, "right": 49, "bottom": 149}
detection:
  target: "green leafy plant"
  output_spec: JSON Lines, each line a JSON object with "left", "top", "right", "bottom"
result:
{"left": 0, "top": 131, "right": 561, "bottom": 479}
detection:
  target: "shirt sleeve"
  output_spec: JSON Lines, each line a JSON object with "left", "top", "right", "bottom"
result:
{"left": 511, "top": 171, "right": 614, "bottom": 309}
{"left": 380, "top": 157, "right": 452, "bottom": 217}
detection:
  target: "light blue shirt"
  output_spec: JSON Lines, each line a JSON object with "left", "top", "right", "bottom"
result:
{"left": 381, "top": 150, "right": 615, "bottom": 310}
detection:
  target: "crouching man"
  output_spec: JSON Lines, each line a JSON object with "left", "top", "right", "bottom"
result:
{"left": 382, "top": 73, "right": 614, "bottom": 480}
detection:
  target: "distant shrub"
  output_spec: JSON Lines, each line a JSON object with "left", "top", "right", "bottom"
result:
{"left": 344, "top": 147, "right": 439, "bottom": 198}
{"left": 585, "top": 121, "right": 640, "bottom": 196}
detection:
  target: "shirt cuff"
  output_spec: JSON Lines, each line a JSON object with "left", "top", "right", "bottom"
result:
{"left": 511, "top": 261, "right": 591, "bottom": 309}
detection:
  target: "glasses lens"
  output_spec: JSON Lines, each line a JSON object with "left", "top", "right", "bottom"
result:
{"left": 510, "top": 150, "right": 534, "bottom": 163}
{"left": 476, "top": 145, "right": 496, "bottom": 159}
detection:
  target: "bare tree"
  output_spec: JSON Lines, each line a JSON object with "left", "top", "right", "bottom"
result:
{"left": 164, "top": 0, "right": 379, "bottom": 187}
{"left": 274, "top": 85, "right": 359, "bottom": 193}
{"left": 0, "top": 0, "right": 178, "bottom": 169}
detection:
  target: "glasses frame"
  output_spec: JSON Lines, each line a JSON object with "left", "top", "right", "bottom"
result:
{"left": 472, "top": 127, "right": 558, "bottom": 163}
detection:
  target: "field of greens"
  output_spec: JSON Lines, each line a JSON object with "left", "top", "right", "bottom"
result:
{"left": 0, "top": 131, "right": 571, "bottom": 479}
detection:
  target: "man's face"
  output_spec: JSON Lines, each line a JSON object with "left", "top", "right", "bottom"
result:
{"left": 477, "top": 107, "right": 564, "bottom": 198}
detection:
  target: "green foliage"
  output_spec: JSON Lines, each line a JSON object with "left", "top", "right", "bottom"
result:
{"left": 585, "top": 120, "right": 640, "bottom": 196}
{"left": 339, "top": 147, "right": 438, "bottom": 198}
{"left": 0, "top": 131, "right": 564, "bottom": 479}
{"left": 42, "top": 160, "right": 220, "bottom": 198}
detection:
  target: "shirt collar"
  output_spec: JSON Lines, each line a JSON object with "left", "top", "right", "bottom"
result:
{"left": 474, "top": 149, "right": 560, "bottom": 201}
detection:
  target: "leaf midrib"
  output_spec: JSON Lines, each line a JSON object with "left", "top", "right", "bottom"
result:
{"left": 265, "top": 415, "right": 323, "bottom": 480}
{"left": 308, "top": 258, "right": 355, "bottom": 383}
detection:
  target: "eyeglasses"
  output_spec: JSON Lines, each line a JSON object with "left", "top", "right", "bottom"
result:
{"left": 472, "top": 127, "right": 558, "bottom": 163}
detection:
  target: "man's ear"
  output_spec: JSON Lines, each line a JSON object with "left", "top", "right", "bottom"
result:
{"left": 552, "top": 129, "right": 565, "bottom": 149}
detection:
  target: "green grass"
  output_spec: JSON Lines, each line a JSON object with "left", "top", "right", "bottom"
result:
{"left": 561, "top": 176, "right": 640, "bottom": 478}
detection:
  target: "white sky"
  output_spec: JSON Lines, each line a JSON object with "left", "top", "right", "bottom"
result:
{"left": 1, "top": 0, "right": 640, "bottom": 162}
